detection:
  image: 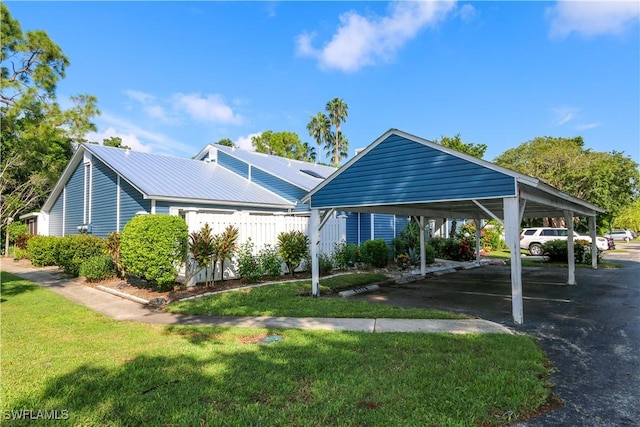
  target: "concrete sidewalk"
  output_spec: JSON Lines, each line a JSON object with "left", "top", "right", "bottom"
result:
{"left": 1, "top": 258, "right": 512, "bottom": 334}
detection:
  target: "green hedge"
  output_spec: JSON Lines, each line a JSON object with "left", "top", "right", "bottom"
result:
{"left": 120, "top": 214, "right": 188, "bottom": 290}
{"left": 80, "top": 255, "right": 116, "bottom": 282}
{"left": 360, "top": 239, "right": 390, "bottom": 268}
{"left": 27, "top": 236, "right": 60, "bottom": 267}
{"left": 56, "top": 234, "right": 108, "bottom": 277}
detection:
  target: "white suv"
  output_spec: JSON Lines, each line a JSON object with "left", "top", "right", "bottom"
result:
{"left": 604, "top": 230, "right": 634, "bottom": 242}
{"left": 520, "top": 227, "right": 594, "bottom": 256}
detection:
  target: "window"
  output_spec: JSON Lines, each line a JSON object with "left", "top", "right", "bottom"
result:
{"left": 541, "top": 229, "right": 556, "bottom": 236}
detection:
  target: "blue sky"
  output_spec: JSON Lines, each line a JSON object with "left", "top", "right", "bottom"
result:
{"left": 6, "top": 1, "right": 640, "bottom": 164}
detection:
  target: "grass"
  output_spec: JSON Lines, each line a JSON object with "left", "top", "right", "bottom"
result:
{"left": 485, "top": 250, "right": 624, "bottom": 268}
{"left": 1, "top": 271, "right": 554, "bottom": 426}
{"left": 167, "top": 273, "right": 466, "bottom": 319}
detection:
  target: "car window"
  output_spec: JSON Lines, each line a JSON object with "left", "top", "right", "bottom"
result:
{"left": 541, "top": 229, "right": 556, "bottom": 236}
{"left": 523, "top": 230, "right": 536, "bottom": 235}
{"left": 556, "top": 229, "right": 568, "bottom": 237}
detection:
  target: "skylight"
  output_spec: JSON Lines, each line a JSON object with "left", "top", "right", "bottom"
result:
{"left": 301, "top": 169, "right": 325, "bottom": 179}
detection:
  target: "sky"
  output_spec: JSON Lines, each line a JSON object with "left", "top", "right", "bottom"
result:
{"left": 6, "top": 1, "right": 640, "bottom": 165}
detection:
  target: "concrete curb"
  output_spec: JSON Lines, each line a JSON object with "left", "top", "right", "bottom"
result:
{"left": 96, "top": 285, "right": 149, "bottom": 305}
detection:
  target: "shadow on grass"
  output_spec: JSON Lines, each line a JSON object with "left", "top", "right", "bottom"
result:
{"left": 0, "top": 271, "right": 39, "bottom": 300}
{"left": 6, "top": 328, "right": 553, "bottom": 426}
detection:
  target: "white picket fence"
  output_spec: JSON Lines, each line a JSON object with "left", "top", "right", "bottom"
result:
{"left": 181, "top": 211, "right": 346, "bottom": 284}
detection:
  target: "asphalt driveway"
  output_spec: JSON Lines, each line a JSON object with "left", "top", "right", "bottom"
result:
{"left": 354, "top": 245, "right": 640, "bottom": 426}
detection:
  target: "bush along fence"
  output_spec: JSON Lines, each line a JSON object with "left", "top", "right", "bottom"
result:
{"left": 13, "top": 215, "right": 516, "bottom": 292}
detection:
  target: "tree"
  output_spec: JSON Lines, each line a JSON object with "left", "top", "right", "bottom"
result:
{"left": 1, "top": 4, "right": 99, "bottom": 233}
{"left": 301, "top": 142, "right": 316, "bottom": 163}
{"left": 494, "top": 136, "right": 640, "bottom": 230}
{"left": 437, "top": 134, "right": 487, "bottom": 159}
{"left": 323, "top": 131, "right": 348, "bottom": 163}
{"left": 325, "top": 97, "right": 349, "bottom": 166}
{"left": 216, "top": 138, "right": 234, "bottom": 148}
{"left": 306, "top": 112, "right": 330, "bottom": 163}
{"left": 102, "top": 136, "right": 130, "bottom": 150}
{"left": 613, "top": 200, "right": 640, "bottom": 232}
{"left": 251, "top": 130, "right": 307, "bottom": 160}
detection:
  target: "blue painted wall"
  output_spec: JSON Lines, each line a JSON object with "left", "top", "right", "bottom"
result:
{"left": 218, "top": 152, "right": 249, "bottom": 177}
{"left": 119, "top": 179, "right": 150, "bottom": 230}
{"left": 63, "top": 164, "right": 84, "bottom": 235}
{"left": 49, "top": 191, "right": 64, "bottom": 236}
{"left": 310, "top": 134, "right": 516, "bottom": 209}
{"left": 251, "top": 168, "right": 308, "bottom": 212}
{"left": 91, "top": 159, "right": 118, "bottom": 237}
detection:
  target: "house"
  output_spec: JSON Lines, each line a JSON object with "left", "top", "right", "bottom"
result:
{"left": 36, "top": 142, "right": 412, "bottom": 281}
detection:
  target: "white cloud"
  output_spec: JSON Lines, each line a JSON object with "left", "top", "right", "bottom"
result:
{"left": 94, "top": 112, "right": 193, "bottom": 155}
{"left": 553, "top": 106, "right": 580, "bottom": 126}
{"left": 296, "top": 0, "right": 457, "bottom": 72}
{"left": 547, "top": 1, "right": 640, "bottom": 39}
{"left": 575, "top": 122, "right": 602, "bottom": 131}
{"left": 85, "top": 127, "right": 152, "bottom": 153}
{"left": 173, "top": 93, "right": 242, "bottom": 124}
{"left": 457, "top": 3, "right": 477, "bottom": 22}
{"left": 234, "top": 132, "right": 262, "bottom": 151}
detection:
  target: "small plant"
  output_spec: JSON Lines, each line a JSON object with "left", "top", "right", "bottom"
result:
{"left": 318, "top": 253, "right": 334, "bottom": 275}
{"left": 360, "top": 239, "right": 389, "bottom": 268}
{"left": 80, "top": 255, "right": 116, "bottom": 282}
{"left": 215, "top": 225, "right": 239, "bottom": 283}
{"left": 258, "top": 244, "right": 282, "bottom": 277}
{"left": 277, "top": 230, "right": 310, "bottom": 275}
{"left": 332, "top": 240, "right": 359, "bottom": 270}
{"left": 107, "top": 232, "right": 124, "bottom": 278}
{"left": 236, "top": 239, "right": 262, "bottom": 283}
{"left": 542, "top": 239, "right": 599, "bottom": 264}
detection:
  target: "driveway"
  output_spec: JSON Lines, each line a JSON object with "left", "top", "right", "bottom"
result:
{"left": 354, "top": 245, "right": 640, "bottom": 426}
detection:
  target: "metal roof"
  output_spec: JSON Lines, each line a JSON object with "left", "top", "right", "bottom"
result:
{"left": 200, "top": 144, "right": 337, "bottom": 191}
{"left": 43, "top": 144, "right": 294, "bottom": 211}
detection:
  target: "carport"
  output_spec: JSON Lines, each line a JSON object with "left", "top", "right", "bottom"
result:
{"left": 303, "top": 129, "right": 605, "bottom": 324}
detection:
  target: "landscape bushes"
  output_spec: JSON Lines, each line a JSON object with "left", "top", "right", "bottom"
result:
{"left": 360, "top": 238, "right": 390, "bottom": 268}
{"left": 79, "top": 255, "right": 116, "bottom": 282}
{"left": 120, "top": 214, "right": 188, "bottom": 290}
{"left": 56, "top": 234, "right": 108, "bottom": 276}
{"left": 27, "top": 236, "right": 61, "bottom": 267}
{"left": 542, "top": 239, "right": 601, "bottom": 264}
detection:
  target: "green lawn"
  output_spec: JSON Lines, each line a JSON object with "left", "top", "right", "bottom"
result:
{"left": 486, "top": 250, "right": 623, "bottom": 268}
{"left": 1, "top": 271, "right": 554, "bottom": 426}
{"left": 167, "top": 273, "right": 466, "bottom": 319}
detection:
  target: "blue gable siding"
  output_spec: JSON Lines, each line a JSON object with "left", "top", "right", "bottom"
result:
{"left": 395, "top": 216, "right": 410, "bottom": 238}
{"left": 49, "top": 192, "right": 64, "bottom": 236}
{"left": 91, "top": 159, "right": 118, "bottom": 237}
{"left": 251, "top": 168, "right": 308, "bottom": 212}
{"left": 218, "top": 152, "right": 249, "bottom": 178}
{"left": 310, "top": 134, "right": 516, "bottom": 209}
{"left": 119, "top": 179, "right": 149, "bottom": 230}
{"left": 358, "top": 213, "right": 372, "bottom": 243}
{"left": 64, "top": 164, "right": 84, "bottom": 235}
{"left": 346, "top": 212, "right": 359, "bottom": 244}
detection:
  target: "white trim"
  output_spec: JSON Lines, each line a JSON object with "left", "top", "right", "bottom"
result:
{"left": 88, "top": 161, "right": 93, "bottom": 224}
{"left": 151, "top": 199, "right": 156, "bottom": 214}
{"left": 62, "top": 187, "right": 66, "bottom": 237}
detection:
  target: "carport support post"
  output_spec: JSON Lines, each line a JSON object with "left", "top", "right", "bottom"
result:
{"left": 475, "top": 218, "right": 482, "bottom": 263}
{"left": 504, "top": 197, "right": 523, "bottom": 325}
{"left": 419, "top": 216, "right": 426, "bottom": 276}
{"left": 310, "top": 208, "right": 320, "bottom": 297}
{"left": 588, "top": 216, "right": 598, "bottom": 269}
{"left": 565, "top": 210, "right": 577, "bottom": 285}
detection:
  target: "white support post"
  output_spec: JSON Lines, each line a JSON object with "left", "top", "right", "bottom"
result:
{"left": 565, "top": 210, "right": 576, "bottom": 285}
{"left": 504, "top": 197, "right": 523, "bottom": 325}
{"left": 475, "top": 218, "right": 482, "bottom": 263}
{"left": 419, "top": 216, "right": 426, "bottom": 276}
{"left": 310, "top": 209, "right": 321, "bottom": 297}
{"left": 588, "top": 216, "right": 598, "bottom": 269}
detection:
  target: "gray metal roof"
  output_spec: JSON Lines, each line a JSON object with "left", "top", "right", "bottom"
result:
{"left": 85, "top": 144, "right": 293, "bottom": 207}
{"left": 207, "top": 145, "right": 337, "bottom": 191}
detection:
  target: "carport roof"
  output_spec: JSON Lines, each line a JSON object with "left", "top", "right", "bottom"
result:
{"left": 304, "top": 129, "right": 604, "bottom": 220}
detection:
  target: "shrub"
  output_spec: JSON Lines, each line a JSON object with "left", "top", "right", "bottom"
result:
{"left": 318, "top": 253, "right": 334, "bottom": 275}
{"left": 424, "top": 244, "right": 435, "bottom": 264}
{"left": 258, "top": 244, "right": 283, "bottom": 277}
{"left": 120, "top": 214, "right": 188, "bottom": 291}
{"left": 5, "top": 221, "right": 29, "bottom": 245}
{"left": 107, "top": 232, "right": 124, "bottom": 278}
{"left": 12, "top": 248, "right": 29, "bottom": 260}
{"left": 27, "top": 236, "right": 60, "bottom": 267}
{"left": 80, "top": 255, "right": 116, "bottom": 282}
{"left": 15, "top": 233, "right": 32, "bottom": 250}
{"left": 332, "top": 240, "right": 359, "bottom": 270}
{"left": 236, "top": 239, "right": 262, "bottom": 283}
{"left": 56, "top": 234, "right": 108, "bottom": 277}
{"left": 360, "top": 239, "right": 390, "bottom": 268}
{"left": 430, "top": 237, "right": 473, "bottom": 261}
{"left": 277, "top": 230, "right": 310, "bottom": 275}
{"left": 542, "top": 239, "right": 599, "bottom": 264}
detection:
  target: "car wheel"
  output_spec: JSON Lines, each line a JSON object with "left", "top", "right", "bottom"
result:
{"left": 529, "top": 243, "right": 543, "bottom": 256}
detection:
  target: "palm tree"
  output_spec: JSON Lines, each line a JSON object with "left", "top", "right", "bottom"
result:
{"left": 326, "top": 98, "right": 348, "bottom": 166}
{"left": 324, "top": 131, "right": 348, "bottom": 164}
{"left": 306, "top": 112, "right": 330, "bottom": 163}
{"left": 301, "top": 142, "right": 317, "bottom": 162}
